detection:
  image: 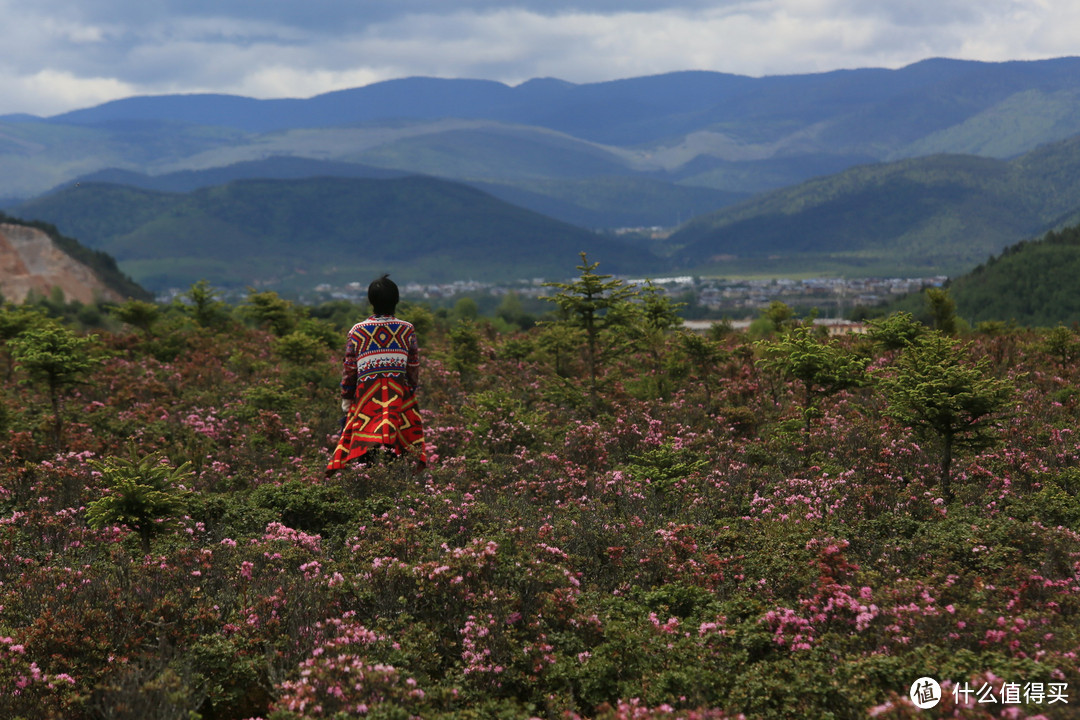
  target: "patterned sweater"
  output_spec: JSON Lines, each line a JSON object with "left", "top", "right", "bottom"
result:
{"left": 340, "top": 315, "right": 420, "bottom": 399}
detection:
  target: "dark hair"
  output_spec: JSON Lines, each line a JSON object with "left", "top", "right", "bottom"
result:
{"left": 368, "top": 274, "right": 399, "bottom": 315}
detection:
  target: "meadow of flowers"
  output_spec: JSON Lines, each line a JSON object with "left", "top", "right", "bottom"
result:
{"left": 0, "top": 282, "right": 1078, "bottom": 720}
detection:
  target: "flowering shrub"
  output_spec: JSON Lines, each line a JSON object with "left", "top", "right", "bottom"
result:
{"left": 567, "top": 699, "right": 744, "bottom": 719}
{"left": 0, "top": 635, "right": 77, "bottom": 718}
{"left": 0, "top": 301, "right": 1078, "bottom": 719}
{"left": 266, "top": 618, "right": 431, "bottom": 719}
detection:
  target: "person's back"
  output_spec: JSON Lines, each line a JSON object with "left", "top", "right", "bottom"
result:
{"left": 346, "top": 314, "right": 419, "bottom": 390}
{"left": 326, "top": 275, "right": 426, "bottom": 475}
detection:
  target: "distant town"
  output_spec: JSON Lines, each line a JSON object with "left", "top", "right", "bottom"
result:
{"left": 311, "top": 273, "right": 947, "bottom": 319}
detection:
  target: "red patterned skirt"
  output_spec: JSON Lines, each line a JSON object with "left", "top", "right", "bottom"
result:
{"left": 326, "top": 375, "right": 426, "bottom": 474}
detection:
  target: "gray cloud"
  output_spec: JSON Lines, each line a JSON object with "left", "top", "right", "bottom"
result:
{"left": 0, "top": 0, "right": 1074, "bottom": 116}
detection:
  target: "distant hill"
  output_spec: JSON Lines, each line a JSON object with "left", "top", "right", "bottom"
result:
{"left": 9, "top": 177, "right": 661, "bottom": 292}
{"left": 666, "top": 134, "right": 1080, "bottom": 277}
{"left": 48, "top": 157, "right": 742, "bottom": 231}
{"left": 44, "top": 59, "right": 1080, "bottom": 150}
{"left": 19, "top": 130, "right": 1080, "bottom": 293}
{"left": 0, "top": 213, "right": 150, "bottom": 303}
{"left": 469, "top": 176, "right": 742, "bottom": 230}
{"left": 6, "top": 57, "right": 1080, "bottom": 230}
{"left": 60, "top": 157, "right": 412, "bottom": 193}
{"left": 911, "top": 223, "right": 1080, "bottom": 326}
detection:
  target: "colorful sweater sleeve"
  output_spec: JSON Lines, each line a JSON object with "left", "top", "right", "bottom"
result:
{"left": 406, "top": 325, "right": 420, "bottom": 389}
{"left": 340, "top": 330, "right": 358, "bottom": 400}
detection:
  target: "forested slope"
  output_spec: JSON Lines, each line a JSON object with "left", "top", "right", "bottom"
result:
{"left": 941, "top": 223, "right": 1080, "bottom": 326}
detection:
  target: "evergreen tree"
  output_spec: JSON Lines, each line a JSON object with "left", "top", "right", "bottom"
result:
{"left": 876, "top": 332, "right": 1014, "bottom": 501}
{"left": 0, "top": 304, "right": 46, "bottom": 380}
{"left": 677, "top": 330, "right": 728, "bottom": 409}
{"left": 757, "top": 325, "right": 868, "bottom": 448}
{"left": 623, "top": 281, "right": 687, "bottom": 399}
{"left": 925, "top": 287, "right": 958, "bottom": 335}
{"left": 448, "top": 319, "right": 483, "bottom": 385}
{"left": 86, "top": 452, "right": 193, "bottom": 555}
{"left": 638, "top": 281, "right": 685, "bottom": 334}
{"left": 866, "top": 311, "right": 926, "bottom": 351}
{"left": 177, "top": 279, "right": 227, "bottom": 328}
{"left": 10, "top": 322, "right": 100, "bottom": 449}
{"left": 1040, "top": 324, "right": 1080, "bottom": 367}
{"left": 494, "top": 292, "right": 535, "bottom": 330}
{"left": 111, "top": 299, "right": 162, "bottom": 338}
{"left": 748, "top": 300, "right": 800, "bottom": 339}
{"left": 537, "top": 323, "right": 583, "bottom": 379}
{"left": 542, "top": 253, "right": 637, "bottom": 406}
{"left": 241, "top": 290, "right": 298, "bottom": 336}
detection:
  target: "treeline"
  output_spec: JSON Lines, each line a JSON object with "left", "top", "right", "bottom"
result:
{"left": 880, "top": 221, "right": 1080, "bottom": 327}
{"left": 1, "top": 279, "right": 551, "bottom": 348}
{"left": 946, "top": 223, "right": 1080, "bottom": 325}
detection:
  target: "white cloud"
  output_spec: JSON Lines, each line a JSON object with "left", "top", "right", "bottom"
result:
{"left": 0, "top": 0, "right": 1077, "bottom": 115}
{"left": 344, "top": 6, "right": 905, "bottom": 83}
{"left": 42, "top": 17, "right": 111, "bottom": 44}
{"left": 978, "top": 0, "right": 1080, "bottom": 61}
{"left": 230, "top": 66, "right": 390, "bottom": 100}
{"left": 0, "top": 69, "right": 136, "bottom": 117}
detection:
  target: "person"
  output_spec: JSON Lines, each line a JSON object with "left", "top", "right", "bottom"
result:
{"left": 326, "top": 274, "right": 426, "bottom": 475}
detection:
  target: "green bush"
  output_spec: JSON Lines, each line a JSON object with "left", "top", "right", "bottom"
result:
{"left": 250, "top": 479, "right": 360, "bottom": 535}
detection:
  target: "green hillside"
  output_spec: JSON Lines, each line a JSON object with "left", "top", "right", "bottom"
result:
{"left": 11, "top": 176, "right": 660, "bottom": 292}
{"left": 473, "top": 176, "right": 745, "bottom": 230}
{"left": 922, "top": 223, "right": 1080, "bottom": 326}
{"left": 0, "top": 212, "right": 151, "bottom": 301}
{"left": 352, "top": 126, "right": 631, "bottom": 180}
{"left": 895, "top": 88, "right": 1080, "bottom": 158}
{"left": 670, "top": 135, "right": 1080, "bottom": 277}
{"left": 42, "top": 155, "right": 741, "bottom": 232}
{"left": 0, "top": 118, "right": 249, "bottom": 198}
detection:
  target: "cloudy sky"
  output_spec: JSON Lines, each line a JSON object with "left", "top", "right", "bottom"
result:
{"left": 1, "top": 0, "right": 1075, "bottom": 117}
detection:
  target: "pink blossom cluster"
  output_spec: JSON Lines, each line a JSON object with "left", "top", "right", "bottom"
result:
{"left": 261, "top": 521, "right": 322, "bottom": 552}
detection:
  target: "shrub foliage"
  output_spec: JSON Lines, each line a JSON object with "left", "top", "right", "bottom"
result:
{"left": 0, "top": 282, "right": 1077, "bottom": 720}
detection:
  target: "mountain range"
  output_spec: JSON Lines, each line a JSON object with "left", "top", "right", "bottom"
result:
{"left": 10, "top": 177, "right": 658, "bottom": 292}
{"left": 6, "top": 57, "right": 1080, "bottom": 230}
{"left": 6, "top": 57, "right": 1080, "bottom": 295}
{"left": 15, "top": 120, "right": 1080, "bottom": 292}
{"left": 667, "top": 133, "right": 1080, "bottom": 277}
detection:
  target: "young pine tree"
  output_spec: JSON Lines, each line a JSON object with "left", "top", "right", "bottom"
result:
{"left": 677, "top": 330, "right": 729, "bottom": 410}
{"left": 876, "top": 332, "right": 1014, "bottom": 502}
{"left": 87, "top": 452, "right": 194, "bottom": 555}
{"left": 111, "top": 299, "right": 162, "bottom": 338}
{"left": 10, "top": 322, "right": 100, "bottom": 450}
{"left": 177, "top": 279, "right": 227, "bottom": 328}
{"left": 542, "top": 252, "right": 637, "bottom": 406}
{"left": 756, "top": 324, "right": 868, "bottom": 451}
{"left": 925, "top": 287, "right": 959, "bottom": 335}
